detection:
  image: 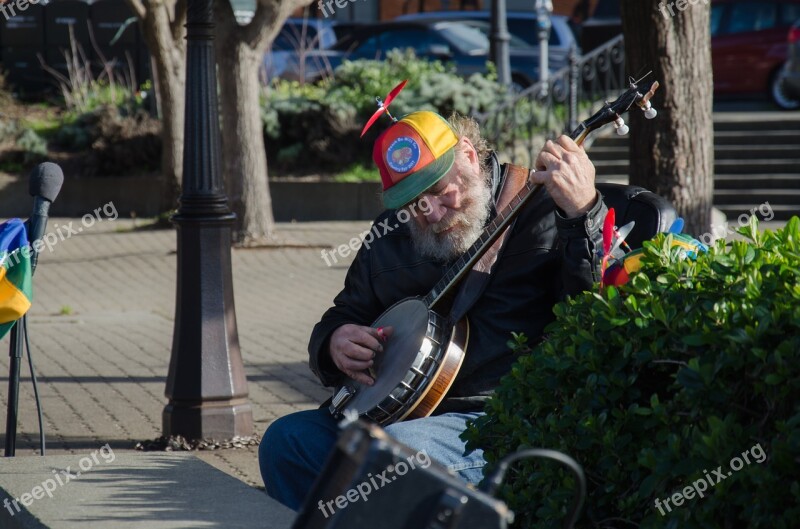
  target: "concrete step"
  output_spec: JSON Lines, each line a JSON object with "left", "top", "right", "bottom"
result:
{"left": 0, "top": 453, "right": 295, "bottom": 529}
{"left": 714, "top": 130, "right": 800, "bottom": 146}
{"left": 714, "top": 189, "right": 800, "bottom": 206}
{"left": 715, "top": 145, "right": 800, "bottom": 160}
{"left": 590, "top": 135, "right": 628, "bottom": 149}
{"left": 718, "top": 203, "right": 800, "bottom": 221}
{"left": 590, "top": 144, "right": 800, "bottom": 162}
{"left": 713, "top": 112, "right": 800, "bottom": 132}
{"left": 715, "top": 159, "right": 800, "bottom": 175}
{"left": 715, "top": 174, "right": 800, "bottom": 190}
{"left": 595, "top": 159, "right": 800, "bottom": 175}
{"left": 597, "top": 174, "right": 800, "bottom": 189}
{"left": 593, "top": 130, "right": 800, "bottom": 149}
{"left": 589, "top": 146, "right": 628, "bottom": 161}
{"left": 713, "top": 121, "right": 800, "bottom": 132}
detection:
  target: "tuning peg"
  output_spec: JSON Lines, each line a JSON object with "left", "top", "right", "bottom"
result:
{"left": 641, "top": 100, "right": 658, "bottom": 120}
{"left": 614, "top": 117, "right": 629, "bottom": 136}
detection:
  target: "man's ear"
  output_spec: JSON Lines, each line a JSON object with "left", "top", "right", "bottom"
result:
{"left": 459, "top": 137, "right": 479, "bottom": 167}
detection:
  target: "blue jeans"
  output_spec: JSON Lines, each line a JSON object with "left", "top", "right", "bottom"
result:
{"left": 259, "top": 408, "right": 486, "bottom": 510}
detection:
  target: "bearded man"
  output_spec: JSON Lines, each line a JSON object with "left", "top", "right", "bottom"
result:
{"left": 259, "top": 111, "right": 608, "bottom": 510}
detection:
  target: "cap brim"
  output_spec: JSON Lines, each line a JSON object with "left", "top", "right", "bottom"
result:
{"left": 382, "top": 147, "right": 455, "bottom": 209}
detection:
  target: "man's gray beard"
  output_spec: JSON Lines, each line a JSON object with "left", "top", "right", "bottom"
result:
{"left": 407, "top": 173, "right": 492, "bottom": 263}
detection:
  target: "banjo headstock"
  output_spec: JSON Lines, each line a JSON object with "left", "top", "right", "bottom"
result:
{"left": 573, "top": 74, "right": 660, "bottom": 144}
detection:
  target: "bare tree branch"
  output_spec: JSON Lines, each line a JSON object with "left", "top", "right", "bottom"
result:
{"left": 241, "top": 0, "right": 279, "bottom": 51}
{"left": 215, "top": 0, "right": 237, "bottom": 38}
{"left": 242, "top": 0, "right": 314, "bottom": 52}
{"left": 171, "top": 0, "right": 187, "bottom": 43}
{"left": 124, "top": 0, "right": 146, "bottom": 20}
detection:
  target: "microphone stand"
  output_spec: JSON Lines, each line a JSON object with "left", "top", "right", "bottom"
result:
{"left": 5, "top": 220, "right": 43, "bottom": 458}
{"left": 4, "top": 314, "right": 26, "bottom": 457}
{"left": 4, "top": 163, "right": 62, "bottom": 457}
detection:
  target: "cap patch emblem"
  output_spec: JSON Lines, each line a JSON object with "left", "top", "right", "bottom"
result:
{"left": 386, "top": 137, "right": 420, "bottom": 173}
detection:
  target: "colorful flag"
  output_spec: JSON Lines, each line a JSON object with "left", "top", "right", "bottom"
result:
{"left": 0, "top": 218, "right": 32, "bottom": 339}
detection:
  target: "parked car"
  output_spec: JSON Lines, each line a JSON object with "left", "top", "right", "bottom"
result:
{"left": 394, "top": 10, "right": 579, "bottom": 58}
{"left": 784, "top": 21, "right": 800, "bottom": 100}
{"left": 713, "top": 0, "right": 800, "bottom": 109}
{"left": 281, "top": 20, "right": 562, "bottom": 90}
{"left": 262, "top": 18, "right": 344, "bottom": 82}
{"left": 578, "top": 0, "right": 800, "bottom": 109}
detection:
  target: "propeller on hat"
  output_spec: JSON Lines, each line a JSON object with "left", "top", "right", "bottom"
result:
{"left": 360, "top": 79, "right": 408, "bottom": 138}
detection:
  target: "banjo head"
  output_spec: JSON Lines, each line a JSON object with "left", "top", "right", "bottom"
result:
{"left": 332, "top": 298, "right": 448, "bottom": 424}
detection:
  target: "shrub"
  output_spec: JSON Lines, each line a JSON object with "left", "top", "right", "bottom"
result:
{"left": 16, "top": 128, "right": 48, "bottom": 163}
{"left": 82, "top": 106, "right": 161, "bottom": 176}
{"left": 261, "top": 50, "right": 513, "bottom": 174}
{"left": 463, "top": 218, "right": 800, "bottom": 529}
{"left": 52, "top": 105, "right": 161, "bottom": 176}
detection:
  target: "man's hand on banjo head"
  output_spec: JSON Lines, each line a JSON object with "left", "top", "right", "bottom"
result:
{"left": 329, "top": 324, "right": 393, "bottom": 386}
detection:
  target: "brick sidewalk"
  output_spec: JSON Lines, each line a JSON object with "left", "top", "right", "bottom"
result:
{"left": 0, "top": 218, "right": 370, "bottom": 488}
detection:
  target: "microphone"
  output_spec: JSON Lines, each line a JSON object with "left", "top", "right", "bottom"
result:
{"left": 27, "top": 162, "right": 64, "bottom": 274}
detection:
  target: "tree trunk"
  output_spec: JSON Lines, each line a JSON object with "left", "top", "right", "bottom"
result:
{"left": 620, "top": 0, "right": 714, "bottom": 235}
{"left": 131, "top": 0, "right": 186, "bottom": 212}
{"left": 151, "top": 50, "right": 185, "bottom": 210}
{"left": 216, "top": 40, "right": 276, "bottom": 243}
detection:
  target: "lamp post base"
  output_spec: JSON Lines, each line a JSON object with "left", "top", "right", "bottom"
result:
{"left": 163, "top": 398, "right": 254, "bottom": 440}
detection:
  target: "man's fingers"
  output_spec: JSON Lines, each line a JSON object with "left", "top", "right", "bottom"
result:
{"left": 537, "top": 151, "right": 561, "bottom": 170}
{"left": 379, "top": 326, "right": 394, "bottom": 339}
{"left": 346, "top": 370, "right": 374, "bottom": 386}
{"left": 350, "top": 331, "right": 383, "bottom": 355}
{"left": 345, "top": 343, "right": 377, "bottom": 362}
{"left": 341, "top": 357, "right": 373, "bottom": 371}
{"left": 528, "top": 169, "right": 551, "bottom": 186}
{"left": 556, "top": 135, "right": 582, "bottom": 152}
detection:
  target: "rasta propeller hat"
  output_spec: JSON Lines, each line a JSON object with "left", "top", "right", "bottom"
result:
{"left": 361, "top": 81, "right": 459, "bottom": 209}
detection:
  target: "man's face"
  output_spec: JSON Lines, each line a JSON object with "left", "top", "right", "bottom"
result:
{"left": 404, "top": 143, "right": 491, "bottom": 263}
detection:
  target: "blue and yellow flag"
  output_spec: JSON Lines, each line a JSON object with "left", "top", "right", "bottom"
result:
{"left": 0, "top": 219, "right": 32, "bottom": 339}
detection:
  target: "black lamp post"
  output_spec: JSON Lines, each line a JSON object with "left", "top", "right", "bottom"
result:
{"left": 163, "top": 0, "right": 253, "bottom": 440}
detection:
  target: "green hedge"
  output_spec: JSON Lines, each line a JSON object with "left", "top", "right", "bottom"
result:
{"left": 463, "top": 218, "right": 800, "bottom": 528}
{"left": 261, "top": 50, "right": 510, "bottom": 174}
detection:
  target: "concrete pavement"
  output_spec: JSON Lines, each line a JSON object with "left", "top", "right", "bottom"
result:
{"left": 0, "top": 453, "right": 296, "bottom": 528}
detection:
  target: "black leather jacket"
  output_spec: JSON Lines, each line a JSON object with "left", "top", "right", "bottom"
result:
{"left": 308, "top": 157, "right": 608, "bottom": 413}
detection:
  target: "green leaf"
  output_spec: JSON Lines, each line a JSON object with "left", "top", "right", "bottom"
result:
{"left": 682, "top": 334, "right": 705, "bottom": 346}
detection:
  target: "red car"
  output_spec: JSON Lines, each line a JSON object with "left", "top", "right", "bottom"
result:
{"left": 712, "top": 0, "right": 800, "bottom": 109}
{"left": 582, "top": 0, "right": 800, "bottom": 108}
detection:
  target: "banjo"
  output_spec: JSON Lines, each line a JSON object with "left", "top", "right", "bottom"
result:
{"left": 330, "top": 77, "right": 660, "bottom": 426}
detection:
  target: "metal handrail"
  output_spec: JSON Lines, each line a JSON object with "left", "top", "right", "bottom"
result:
{"left": 476, "top": 34, "right": 627, "bottom": 168}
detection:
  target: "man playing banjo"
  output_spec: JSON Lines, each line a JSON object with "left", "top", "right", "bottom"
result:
{"left": 259, "top": 108, "right": 607, "bottom": 510}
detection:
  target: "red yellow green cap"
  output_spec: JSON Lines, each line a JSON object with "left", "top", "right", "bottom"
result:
{"left": 373, "top": 111, "right": 458, "bottom": 209}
